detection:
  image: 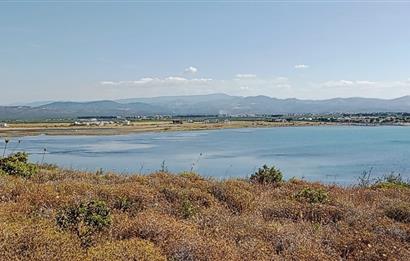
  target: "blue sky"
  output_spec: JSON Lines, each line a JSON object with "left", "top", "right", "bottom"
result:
{"left": 1, "top": 1, "right": 410, "bottom": 104}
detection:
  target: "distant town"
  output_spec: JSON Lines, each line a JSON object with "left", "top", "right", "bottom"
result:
{"left": 2, "top": 112, "right": 410, "bottom": 128}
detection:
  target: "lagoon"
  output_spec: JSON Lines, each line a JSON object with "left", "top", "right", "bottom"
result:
{"left": 10, "top": 126, "right": 410, "bottom": 185}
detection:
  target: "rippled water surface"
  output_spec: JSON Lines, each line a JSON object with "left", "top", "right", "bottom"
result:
{"left": 11, "top": 126, "right": 410, "bottom": 184}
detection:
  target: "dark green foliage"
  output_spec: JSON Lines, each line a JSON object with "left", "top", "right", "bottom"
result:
{"left": 250, "top": 164, "right": 283, "bottom": 185}
{"left": 56, "top": 200, "right": 111, "bottom": 247}
{"left": 180, "top": 199, "right": 197, "bottom": 219}
{"left": 113, "top": 196, "right": 144, "bottom": 214}
{"left": 296, "top": 188, "right": 328, "bottom": 204}
{"left": 0, "top": 152, "right": 38, "bottom": 178}
{"left": 385, "top": 204, "right": 410, "bottom": 223}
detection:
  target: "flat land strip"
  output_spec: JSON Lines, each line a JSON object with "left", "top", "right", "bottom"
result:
{"left": 0, "top": 120, "right": 333, "bottom": 137}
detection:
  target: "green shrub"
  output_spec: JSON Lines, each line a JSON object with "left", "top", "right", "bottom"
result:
{"left": 295, "top": 188, "right": 328, "bottom": 204}
{"left": 0, "top": 152, "right": 38, "bottom": 178}
{"left": 113, "top": 196, "right": 144, "bottom": 214}
{"left": 180, "top": 199, "right": 197, "bottom": 219}
{"left": 250, "top": 165, "right": 283, "bottom": 185}
{"left": 373, "top": 173, "right": 410, "bottom": 189}
{"left": 385, "top": 204, "right": 410, "bottom": 223}
{"left": 56, "top": 200, "right": 111, "bottom": 247}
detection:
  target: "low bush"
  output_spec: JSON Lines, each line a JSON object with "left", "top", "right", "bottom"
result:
{"left": 210, "top": 180, "right": 255, "bottom": 214}
{"left": 262, "top": 201, "right": 343, "bottom": 224}
{"left": 0, "top": 152, "right": 38, "bottom": 178}
{"left": 303, "top": 204, "right": 344, "bottom": 224}
{"left": 295, "top": 187, "right": 328, "bottom": 204}
{"left": 160, "top": 187, "right": 181, "bottom": 203}
{"left": 180, "top": 199, "right": 198, "bottom": 219}
{"left": 113, "top": 196, "right": 144, "bottom": 214}
{"left": 2, "top": 166, "right": 410, "bottom": 260}
{"left": 179, "top": 171, "right": 204, "bottom": 181}
{"left": 373, "top": 173, "right": 410, "bottom": 189}
{"left": 0, "top": 220, "right": 85, "bottom": 260}
{"left": 87, "top": 238, "right": 166, "bottom": 261}
{"left": 56, "top": 200, "right": 112, "bottom": 247}
{"left": 250, "top": 164, "right": 283, "bottom": 185}
{"left": 385, "top": 203, "right": 410, "bottom": 223}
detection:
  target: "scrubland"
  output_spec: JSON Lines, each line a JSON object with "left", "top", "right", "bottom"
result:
{"left": 0, "top": 155, "right": 409, "bottom": 260}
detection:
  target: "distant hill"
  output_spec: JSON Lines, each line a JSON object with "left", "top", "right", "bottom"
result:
{"left": 116, "top": 93, "right": 237, "bottom": 104}
{"left": 0, "top": 101, "right": 167, "bottom": 120}
{"left": 2, "top": 94, "right": 410, "bottom": 120}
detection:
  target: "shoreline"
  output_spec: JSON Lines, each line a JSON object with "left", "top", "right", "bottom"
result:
{"left": 2, "top": 120, "right": 408, "bottom": 138}
{"left": 0, "top": 120, "right": 337, "bottom": 137}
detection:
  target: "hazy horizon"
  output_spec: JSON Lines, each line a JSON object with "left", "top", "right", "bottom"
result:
{"left": 4, "top": 92, "right": 410, "bottom": 107}
{"left": 1, "top": 2, "right": 410, "bottom": 103}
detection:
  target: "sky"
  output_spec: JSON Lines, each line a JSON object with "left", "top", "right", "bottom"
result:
{"left": 1, "top": 1, "right": 410, "bottom": 104}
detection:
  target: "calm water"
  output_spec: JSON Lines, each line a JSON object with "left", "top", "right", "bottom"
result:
{"left": 8, "top": 126, "right": 410, "bottom": 184}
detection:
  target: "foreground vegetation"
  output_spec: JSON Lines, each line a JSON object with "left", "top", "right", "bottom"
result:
{"left": 0, "top": 153, "right": 409, "bottom": 260}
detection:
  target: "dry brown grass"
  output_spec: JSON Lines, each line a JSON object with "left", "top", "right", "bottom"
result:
{"left": 0, "top": 167, "right": 409, "bottom": 260}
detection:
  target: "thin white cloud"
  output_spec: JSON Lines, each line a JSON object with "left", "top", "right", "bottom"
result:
{"left": 100, "top": 73, "right": 410, "bottom": 100}
{"left": 100, "top": 81, "right": 119, "bottom": 85}
{"left": 184, "top": 66, "right": 198, "bottom": 74}
{"left": 100, "top": 78, "right": 156, "bottom": 85}
{"left": 276, "top": 77, "right": 289, "bottom": 82}
{"left": 294, "top": 64, "right": 309, "bottom": 69}
{"left": 164, "top": 76, "right": 187, "bottom": 82}
{"left": 131, "top": 78, "right": 156, "bottom": 84}
{"left": 100, "top": 75, "right": 293, "bottom": 98}
{"left": 100, "top": 76, "right": 212, "bottom": 87}
{"left": 322, "top": 80, "right": 381, "bottom": 88}
{"left": 235, "top": 74, "right": 257, "bottom": 79}
{"left": 356, "top": 80, "right": 377, "bottom": 85}
{"left": 322, "top": 80, "right": 354, "bottom": 87}
{"left": 304, "top": 79, "right": 410, "bottom": 99}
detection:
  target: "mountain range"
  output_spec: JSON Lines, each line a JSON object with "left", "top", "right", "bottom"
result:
{"left": 2, "top": 94, "right": 410, "bottom": 120}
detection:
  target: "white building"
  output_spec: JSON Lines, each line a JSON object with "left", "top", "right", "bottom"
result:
{"left": 0, "top": 123, "right": 8, "bottom": 128}
{"left": 73, "top": 119, "right": 109, "bottom": 127}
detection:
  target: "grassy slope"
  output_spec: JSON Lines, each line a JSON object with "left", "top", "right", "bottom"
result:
{"left": 0, "top": 166, "right": 409, "bottom": 260}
